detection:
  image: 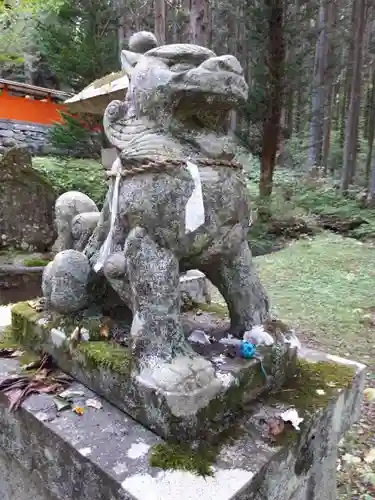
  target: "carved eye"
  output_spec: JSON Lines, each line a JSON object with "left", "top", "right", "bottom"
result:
{"left": 169, "top": 63, "right": 195, "bottom": 72}
{"left": 105, "top": 101, "right": 126, "bottom": 121}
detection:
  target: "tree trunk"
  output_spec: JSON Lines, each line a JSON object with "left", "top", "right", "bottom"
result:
{"left": 189, "top": 0, "right": 211, "bottom": 46}
{"left": 341, "top": 0, "right": 367, "bottom": 193}
{"left": 259, "top": 0, "right": 285, "bottom": 205}
{"left": 181, "top": 0, "right": 191, "bottom": 42}
{"left": 154, "top": 0, "right": 166, "bottom": 45}
{"left": 321, "top": 0, "right": 335, "bottom": 174}
{"left": 307, "top": 0, "right": 329, "bottom": 169}
{"left": 365, "top": 65, "right": 375, "bottom": 184}
{"left": 367, "top": 158, "right": 375, "bottom": 206}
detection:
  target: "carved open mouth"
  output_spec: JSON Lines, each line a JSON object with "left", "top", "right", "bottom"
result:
{"left": 173, "top": 89, "right": 242, "bottom": 132}
{"left": 170, "top": 69, "right": 247, "bottom": 128}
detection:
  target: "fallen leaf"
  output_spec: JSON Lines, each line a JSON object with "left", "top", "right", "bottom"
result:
{"left": 364, "top": 448, "right": 375, "bottom": 464}
{"left": 10, "top": 350, "right": 24, "bottom": 358}
{"left": 73, "top": 406, "right": 84, "bottom": 416}
{"left": 280, "top": 408, "right": 304, "bottom": 431}
{"left": 59, "top": 389, "right": 85, "bottom": 399}
{"left": 364, "top": 388, "right": 375, "bottom": 402}
{"left": 362, "top": 472, "right": 375, "bottom": 486}
{"left": 86, "top": 398, "right": 103, "bottom": 410}
{"left": 188, "top": 330, "right": 211, "bottom": 345}
{"left": 267, "top": 417, "right": 285, "bottom": 437}
{"left": 99, "top": 323, "right": 110, "bottom": 338}
{"left": 0, "top": 348, "right": 20, "bottom": 358}
{"left": 342, "top": 453, "right": 361, "bottom": 465}
{"left": 0, "top": 366, "right": 72, "bottom": 410}
{"left": 316, "top": 389, "right": 326, "bottom": 396}
{"left": 21, "top": 353, "right": 53, "bottom": 372}
{"left": 53, "top": 396, "right": 71, "bottom": 412}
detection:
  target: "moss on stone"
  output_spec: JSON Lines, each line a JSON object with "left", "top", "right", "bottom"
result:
{"left": 196, "top": 302, "right": 229, "bottom": 319}
{"left": 75, "top": 341, "right": 132, "bottom": 376}
{"left": 48, "top": 313, "right": 104, "bottom": 340}
{"left": 11, "top": 302, "right": 43, "bottom": 345}
{"left": 23, "top": 258, "right": 50, "bottom": 267}
{"left": 150, "top": 420, "right": 244, "bottom": 476}
{"left": 149, "top": 442, "right": 215, "bottom": 476}
{"left": 149, "top": 368, "right": 263, "bottom": 476}
{"left": 270, "top": 358, "right": 356, "bottom": 414}
{"left": 9, "top": 302, "right": 132, "bottom": 376}
{"left": 150, "top": 357, "right": 357, "bottom": 474}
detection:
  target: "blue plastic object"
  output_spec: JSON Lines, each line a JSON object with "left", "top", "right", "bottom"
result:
{"left": 240, "top": 341, "right": 256, "bottom": 359}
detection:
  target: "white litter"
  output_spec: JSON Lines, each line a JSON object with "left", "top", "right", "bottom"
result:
{"left": 280, "top": 408, "right": 304, "bottom": 431}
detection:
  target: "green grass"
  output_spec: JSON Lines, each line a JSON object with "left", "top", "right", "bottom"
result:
{"left": 256, "top": 232, "right": 375, "bottom": 354}
{"left": 32, "top": 157, "right": 106, "bottom": 209}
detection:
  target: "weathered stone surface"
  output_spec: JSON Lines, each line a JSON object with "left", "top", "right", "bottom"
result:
{"left": 0, "top": 346, "right": 366, "bottom": 500}
{"left": 180, "top": 270, "right": 211, "bottom": 305}
{"left": 0, "top": 265, "right": 44, "bottom": 306}
{"left": 42, "top": 250, "right": 91, "bottom": 313}
{"left": 11, "top": 302, "right": 297, "bottom": 443}
{"left": 0, "top": 146, "right": 56, "bottom": 251}
{"left": 52, "top": 191, "right": 99, "bottom": 253}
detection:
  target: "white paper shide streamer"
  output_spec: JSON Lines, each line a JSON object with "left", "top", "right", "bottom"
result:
{"left": 94, "top": 157, "right": 121, "bottom": 272}
{"left": 184, "top": 160, "right": 205, "bottom": 234}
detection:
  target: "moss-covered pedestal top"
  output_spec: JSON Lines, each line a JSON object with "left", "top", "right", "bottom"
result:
{"left": 10, "top": 300, "right": 297, "bottom": 444}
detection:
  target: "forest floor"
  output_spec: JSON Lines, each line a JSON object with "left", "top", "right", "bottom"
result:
{"left": 211, "top": 233, "right": 375, "bottom": 499}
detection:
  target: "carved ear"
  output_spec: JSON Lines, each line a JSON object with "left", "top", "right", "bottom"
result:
{"left": 121, "top": 50, "right": 143, "bottom": 76}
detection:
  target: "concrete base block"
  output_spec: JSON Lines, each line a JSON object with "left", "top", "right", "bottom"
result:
{"left": 0, "top": 346, "right": 365, "bottom": 500}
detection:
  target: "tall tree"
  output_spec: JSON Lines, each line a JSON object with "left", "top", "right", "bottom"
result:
{"left": 308, "top": 0, "right": 330, "bottom": 170}
{"left": 35, "top": 0, "right": 119, "bottom": 91}
{"left": 154, "top": 0, "right": 166, "bottom": 44}
{"left": 341, "top": 0, "right": 367, "bottom": 192}
{"left": 259, "top": 0, "right": 285, "bottom": 203}
{"left": 189, "top": 0, "right": 211, "bottom": 46}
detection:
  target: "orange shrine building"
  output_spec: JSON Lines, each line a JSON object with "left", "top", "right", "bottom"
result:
{"left": 0, "top": 78, "right": 70, "bottom": 125}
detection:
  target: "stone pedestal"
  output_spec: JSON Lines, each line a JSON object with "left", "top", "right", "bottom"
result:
{"left": 10, "top": 302, "right": 297, "bottom": 444}
{"left": 0, "top": 347, "right": 365, "bottom": 500}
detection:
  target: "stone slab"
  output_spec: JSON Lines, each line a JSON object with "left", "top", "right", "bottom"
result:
{"left": 0, "top": 347, "right": 366, "bottom": 500}
{"left": 10, "top": 302, "right": 297, "bottom": 444}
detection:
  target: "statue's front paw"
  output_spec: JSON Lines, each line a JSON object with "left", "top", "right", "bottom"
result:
{"left": 42, "top": 250, "right": 91, "bottom": 314}
{"left": 136, "top": 355, "right": 222, "bottom": 417}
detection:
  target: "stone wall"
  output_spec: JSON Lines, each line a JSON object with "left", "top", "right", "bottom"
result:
{"left": 0, "top": 118, "right": 101, "bottom": 157}
{"left": 0, "top": 119, "right": 57, "bottom": 156}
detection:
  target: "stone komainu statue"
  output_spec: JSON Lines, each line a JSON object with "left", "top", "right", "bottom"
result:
{"left": 43, "top": 32, "right": 269, "bottom": 394}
